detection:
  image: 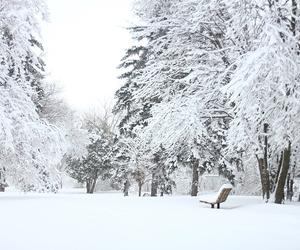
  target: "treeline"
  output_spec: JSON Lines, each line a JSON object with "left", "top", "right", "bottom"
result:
{"left": 108, "top": 0, "right": 300, "bottom": 203}
{"left": 1, "top": 0, "right": 300, "bottom": 203}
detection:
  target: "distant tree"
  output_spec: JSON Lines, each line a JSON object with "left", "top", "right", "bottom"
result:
{"left": 66, "top": 111, "right": 115, "bottom": 193}
{"left": 66, "top": 135, "right": 112, "bottom": 193}
{"left": 110, "top": 136, "right": 135, "bottom": 196}
{"left": 132, "top": 167, "right": 146, "bottom": 197}
{"left": 110, "top": 135, "right": 152, "bottom": 197}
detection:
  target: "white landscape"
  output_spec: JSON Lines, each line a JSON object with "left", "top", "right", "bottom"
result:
{"left": 1, "top": 0, "right": 300, "bottom": 249}
{"left": 1, "top": 189, "right": 299, "bottom": 250}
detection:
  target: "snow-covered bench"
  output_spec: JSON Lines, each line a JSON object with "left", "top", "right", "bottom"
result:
{"left": 199, "top": 184, "right": 233, "bottom": 209}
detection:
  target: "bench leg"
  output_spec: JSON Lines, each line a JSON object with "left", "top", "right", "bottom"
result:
{"left": 217, "top": 203, "right": 220, "bottom": 209}
{"left": 211, "top": 204, "right": 214, "bottom": 209}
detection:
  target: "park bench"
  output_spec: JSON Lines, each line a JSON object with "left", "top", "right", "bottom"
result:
{"left": 199, "top": 184, "right": 233, "bottom": 209}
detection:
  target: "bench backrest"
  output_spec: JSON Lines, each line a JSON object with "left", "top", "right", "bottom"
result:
{"left": 216, "top": 186, "right": 232, "bottom": 203}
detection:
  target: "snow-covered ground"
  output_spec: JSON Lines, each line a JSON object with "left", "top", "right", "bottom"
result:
{"left": 0, "top": 190, "right": 299, "bottom": 250}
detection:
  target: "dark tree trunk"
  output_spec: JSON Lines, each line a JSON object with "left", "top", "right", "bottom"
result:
{"left": 256, "top": 157, "right": 271, "bottom": 200}
{"left": 138, "top": 181, "right": 143, "bottom": 197}
{"left": 191, "top": 159, "right": 199, "bottom": 196}
{"left": 257, "top": 157, "right": 266, "bottom": 198}
{"left": 86, "top": 181, "right": 91, "bottom": 193}
{"left": 263, "top": 124, "right": 270, "bottom": 200}
{"left": 275, "top": 142, "right": 291, "bottom": 204}
{"left": 0, "top": 170, "right": 6, "bottom": 192}
{"left": 255, "top": 124, "right": 270, "bottom": 199}
{"left": 256, "top": 124, "right": 271, "bottom": 200}
{"left": 274, "top": 152, "right": 283, "bottom": 191}
{"left": 286, "top": 174, "right": 294, "bottom": 201}
{"left": 86, "top": 181, "right": 92, "bottom": 193}
{"left": 150, "top": 173, "right": 158, "bottom": 197}
{"left": 160, "top": 190, "right": 164, "bottom": 197}
{"left": 124, "top": 179, "right": 130, "bottom": 196}
{"left": 86, "top": 177, "right": 97, "bottom": 194}
{"left": 90, "top": 178, "right": 97, "bottom": 194}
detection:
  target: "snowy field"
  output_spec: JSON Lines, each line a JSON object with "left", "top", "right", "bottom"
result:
{"left": 0, "top": 190, "right": 299, "bottom": 250}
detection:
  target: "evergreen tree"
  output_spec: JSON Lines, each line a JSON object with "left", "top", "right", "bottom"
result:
{"left": 0, "top": 0, "right": 66, "bottom": 192}
{"left": 115, "top": 0, "right": 234, "bottom": 196}
{"left": 67, "top": 134, "right": 113, "bottom": 194}
{"left": 66, "top": 113, "right": 115, "bottom": 194}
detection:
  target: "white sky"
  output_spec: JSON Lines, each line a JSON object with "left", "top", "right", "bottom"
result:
{"left": 43, "top": 0, "right": 135, "bottom": 111}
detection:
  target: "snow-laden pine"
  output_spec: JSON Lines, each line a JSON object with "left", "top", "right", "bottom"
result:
{"left": 114, "top": 0, "right": 300, "bottom": 201}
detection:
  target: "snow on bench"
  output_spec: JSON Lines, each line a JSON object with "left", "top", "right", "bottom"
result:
{"left": 199, "top": 184, "right": 233, "bottom": 209}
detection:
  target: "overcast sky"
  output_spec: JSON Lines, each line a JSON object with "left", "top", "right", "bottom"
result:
{"left": 43, "top": 0, "right": 135, "bottom": 111}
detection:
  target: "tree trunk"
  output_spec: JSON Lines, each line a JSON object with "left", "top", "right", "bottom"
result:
{"left": 124, "top": 179, "right": 130, "bottom": 196}
{"left": 86, "top": 181, "right": 91, "bottom": 193}
{"left": 160, "top": 190, "right": 164, "bottom": 196}
{"left": 263, "top": 123, "right": 270, "bottom": 200}
{"left": 191, "top": 159, "right": 199, "bottom": 196}
{"left": 86, "top": 181, "right": 91, "bottom": 194}
{"left": 138, "top": 181, "right": 142, "bottom": 197}
{"left": 150, "top": 172, "right": 158, "bottom": 197}
{"left": 256, "top": 124, "right": 271, "bottom": 200}
{"left": 256, "top": 157, "right": 271, "bottom": 200}
{"left": 290, "top": 178, "right": 294, "bottom": 200}
{"left": 90, "top": 178, "right": 97, "bottom": 194}
{"left": 286, "top": 176, "right": 294, "bottom": 201}
{"left": 256, "top": 156, "right": 270, "bottom": 201}
{"left": 0, "top": 170, "right": 6, "bottom": 192}
{"left": 257, "top": 157, "right": 266, "bottom": 198}
{"left": 274, "top": 152, "right": 283, "bottom": 191}
{"left": 275, "top": 142, "right": 291, "bottom": 204}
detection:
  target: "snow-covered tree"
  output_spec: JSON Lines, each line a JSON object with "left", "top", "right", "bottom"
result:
{"left": 0, "top": 0, "right": 67, "bottom": 192}
{"left": 66, "top": 111, "right": 115, "bottom": 193}
{"left": 225, "top": 0, "right": 300, "bottom": 203}
{"left": 115, "top": 0, "right": 234, "bottom": 196}
{"left": 115, "top": 0, "right": 300, "bottom": 202}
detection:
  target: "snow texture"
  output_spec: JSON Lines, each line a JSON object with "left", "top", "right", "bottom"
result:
{"left": 0, "top": 190, "right": 299, "bottom": 250}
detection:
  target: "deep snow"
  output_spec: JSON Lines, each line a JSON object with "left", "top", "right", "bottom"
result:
{"left": 0, "top": 190, "right": 299, "bottom": 250}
